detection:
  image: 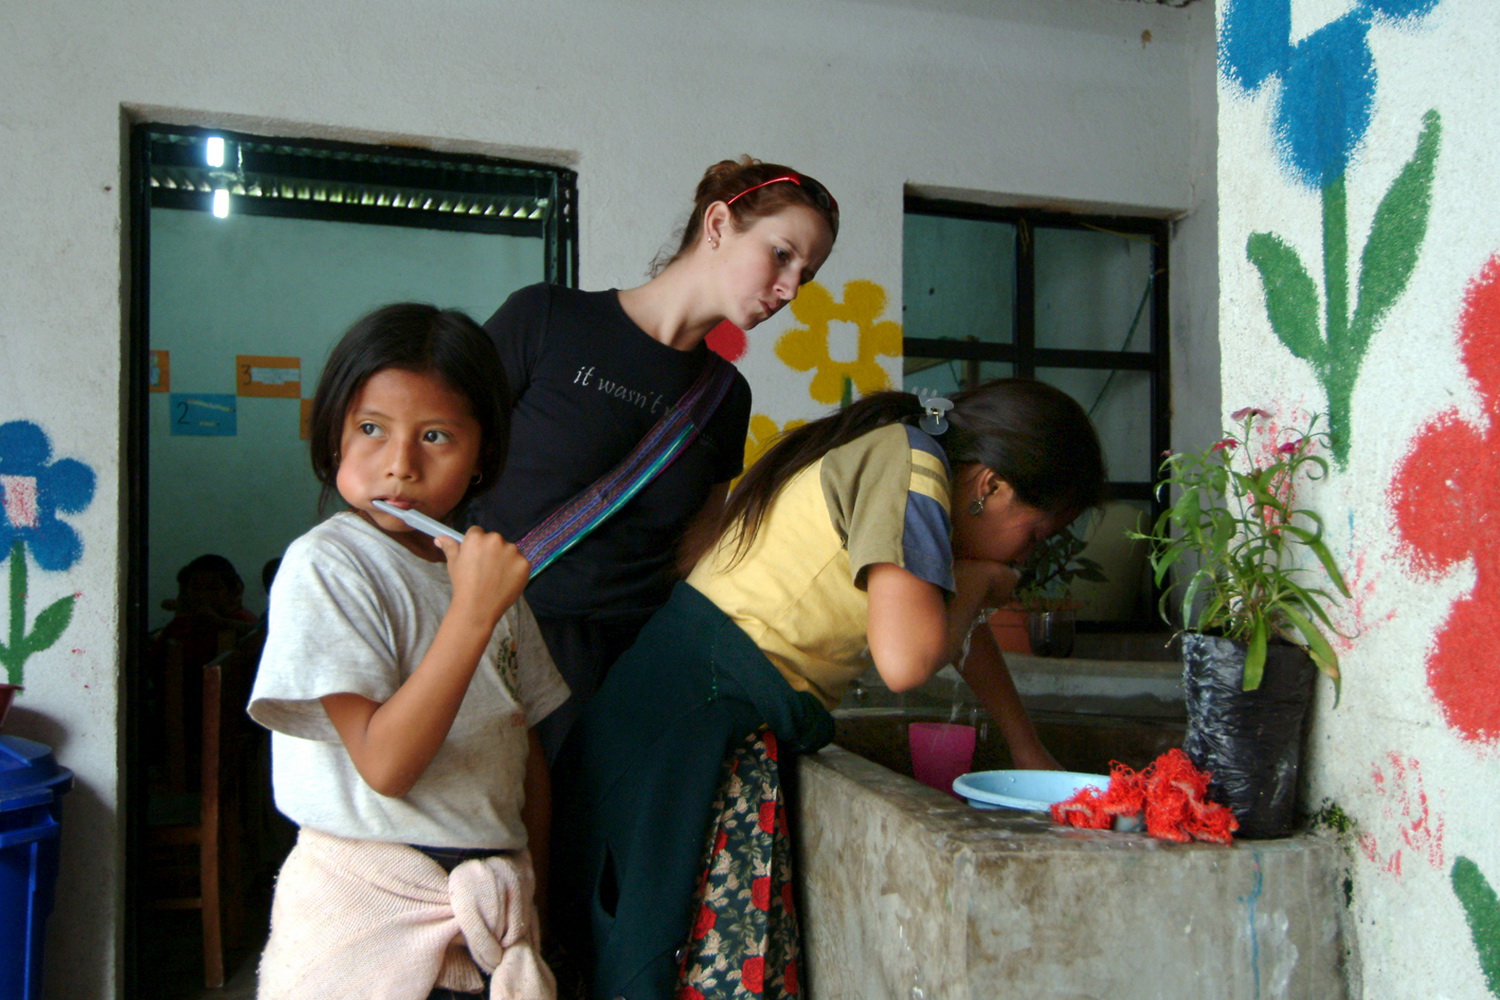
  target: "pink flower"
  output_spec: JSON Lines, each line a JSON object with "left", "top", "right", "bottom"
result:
{"left": 1278, "top": 440, "right": 1302, "bottom": 454}
{"left": 1211, "top": 438, "right": 1239, "bottom": 453}
{"left": 1231, "top": 406, "right": 1271, "bottom": 422}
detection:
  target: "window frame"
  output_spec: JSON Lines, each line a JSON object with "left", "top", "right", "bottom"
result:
{"left": 902, "top": 195, "right": 1171, "bottom": 628}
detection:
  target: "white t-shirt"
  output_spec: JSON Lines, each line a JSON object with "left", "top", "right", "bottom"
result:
{"left": 249, "top": 512, "right": 568, "bottom": 850}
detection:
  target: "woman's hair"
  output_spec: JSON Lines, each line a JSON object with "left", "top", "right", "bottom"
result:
{"left": 721, "top": 379, "right": 1107, "bottom": 558}
{"left": 307, "top": 303, "right": 511, "bottom": 515}
{"left": 650, "top": 155, "right": 840, "bottom": 275}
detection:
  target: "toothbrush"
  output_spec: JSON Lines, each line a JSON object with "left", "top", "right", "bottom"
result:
{"left": 371, "top": 499, "right": 466, "bottom": 543}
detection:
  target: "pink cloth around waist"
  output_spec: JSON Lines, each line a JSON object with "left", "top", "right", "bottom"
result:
{"left": 257, "top": 827, "right": 555, "bottom": 1000}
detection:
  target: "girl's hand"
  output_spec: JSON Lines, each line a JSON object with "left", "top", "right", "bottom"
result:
{"left": 435, "top": 527, "right": 531, "bottom": 629}
{"left": 327, "top": 528, "right": 530, "bottom": 800}
{"left": 952, "top": 558, "right": 1021, "bottom": 610}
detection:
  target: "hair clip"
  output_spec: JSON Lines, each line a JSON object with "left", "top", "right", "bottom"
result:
{"left": 919, "top": 396, "right": 953, "bottom": 435}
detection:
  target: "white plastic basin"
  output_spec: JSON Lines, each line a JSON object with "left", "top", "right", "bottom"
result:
{"left": 953, "top": 769, "right": 1108, "bottom": 811}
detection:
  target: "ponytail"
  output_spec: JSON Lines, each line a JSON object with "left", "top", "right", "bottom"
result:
{"left": 720, "top": 379, "right": 1106, "bottom": 562}
{"left": 721, "top": 391, "right": 924, "bottom": 561}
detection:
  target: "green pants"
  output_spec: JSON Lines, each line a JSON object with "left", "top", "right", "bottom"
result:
{"left": 550, "top": 582, "right": 833, "bottom": 1000}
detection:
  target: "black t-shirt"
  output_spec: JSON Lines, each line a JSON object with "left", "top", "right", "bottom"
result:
{"left": 469, "top": 283, "right": 751, "bottom": 621}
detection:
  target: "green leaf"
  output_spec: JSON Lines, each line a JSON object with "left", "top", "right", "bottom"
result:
{"left": 1243, "top": 617, "right": 1268, "bottom": 690}
{"left": 1283, "top": 604, "right": 1340, "bottom": 686}
{"left": 1278, "top": 525, "right": 1352, "bottom": 598}
{"left": 23, "top": 595, "right": 75, "bottom": 656}
{"left": 1247, "top": 232, "right": 1325, "bottom": 363}
{"left": 1179, "top": 572, "right": 1205, "bottom": 631}
{"left": 1153, "top": 545, "right": 1187, "bottom": 586}
{"left": 1281, "top": 578, "right": 1338, "bottom": 629}
{"left": 1236, "top": 473, "right": 1285, "bottom": 516}
{"left": 1352, "top": 110, "right": 1442, "bottom": 351}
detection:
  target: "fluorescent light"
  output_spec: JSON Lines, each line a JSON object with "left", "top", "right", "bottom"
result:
{"left": 212, "top": 189, "right": 230, "bottom": 218}
{"left": 205, "top": 136, "right": 225, "bottom": 168}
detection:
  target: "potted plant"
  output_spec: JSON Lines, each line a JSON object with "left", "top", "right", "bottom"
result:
{"left": 989, "top": 525, "right": 1107, "bottom": 657}
{"left": 1130, "top": 406, "right": 1350, "bottom": 838}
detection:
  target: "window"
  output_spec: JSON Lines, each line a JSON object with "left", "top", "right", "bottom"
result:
{"left": 902, "top": 197, "right": 1169, "bottom": 626}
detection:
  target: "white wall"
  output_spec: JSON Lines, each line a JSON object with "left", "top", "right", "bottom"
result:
{"left": 1216, "top": 0, "right": 1500, "bottom": 996}
{"left": 0, "top": 1, "right": 1215, "bottom": 995}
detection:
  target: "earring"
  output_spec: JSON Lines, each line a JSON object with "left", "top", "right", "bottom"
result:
{"left": 471, "top": 470, "right": 483, "bottom": 486}
{"left": 969, "top": 496, "right": 986, "bottom": 517}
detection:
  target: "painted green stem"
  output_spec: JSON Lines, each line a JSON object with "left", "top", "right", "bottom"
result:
{"left": 1, "top": 538, "right": 78, "bottom": 686}
{"left": 1452, "top": 857, "right": 1500, "bottom": 997}
{"left": 1321, "top": 177, "right": 1355, "bottom": 466}
{"left": 4, "top": 539, "right": 25, "bottom": 685}
{"left": 1252, "top": 111, "right": 1440, "bottom": 471}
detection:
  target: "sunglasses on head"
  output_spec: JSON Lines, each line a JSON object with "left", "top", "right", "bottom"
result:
{"left": 725, "top": 173, "right": 839, "bottom": 235}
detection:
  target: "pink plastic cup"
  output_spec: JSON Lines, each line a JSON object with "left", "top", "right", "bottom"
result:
{"left": 908, "top": 722, "right": 977, "bottom": 796}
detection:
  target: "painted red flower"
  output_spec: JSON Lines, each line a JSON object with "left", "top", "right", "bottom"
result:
{"left": 707, "top": 320, "right": 747, "bottom": 362}
{"left": 741, "top": 956, "right": 765, "bottom": 994}
{"left": 1390, "top": 254, "right": 1500, "bottom": 743}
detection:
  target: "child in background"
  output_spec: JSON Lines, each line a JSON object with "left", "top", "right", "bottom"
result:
{"left": 249, "top": 303, "right": 565, "bottom": 1000}
{"left": 552, "top": 379, "right": 1106, "bottom": 999}
{"left": 147, "top": 553, "right": 261, "bottom": 789}
{"left": 158, "top": 553, "right": 259, "bottom": 657}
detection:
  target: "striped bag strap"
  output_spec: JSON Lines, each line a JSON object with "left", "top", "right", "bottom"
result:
{"left": 516, "top": 354, "right": 738, "bottom": 578}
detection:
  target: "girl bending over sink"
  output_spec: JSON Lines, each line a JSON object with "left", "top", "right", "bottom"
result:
{"left": 551, "top": 378, "right": 1106, "bottom": 1000}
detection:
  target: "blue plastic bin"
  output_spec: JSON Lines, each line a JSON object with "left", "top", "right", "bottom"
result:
{"left": 0, "top": 736, "right": 74, "bottom": 1000}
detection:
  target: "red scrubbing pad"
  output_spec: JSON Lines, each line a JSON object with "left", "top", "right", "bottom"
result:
{"left": 1050, "top": 749, "right": 1239, "bottom": 844}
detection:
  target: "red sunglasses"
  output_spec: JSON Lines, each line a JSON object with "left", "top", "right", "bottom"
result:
{"left": 725, "top": 173, "right": 839, "bottom": 235}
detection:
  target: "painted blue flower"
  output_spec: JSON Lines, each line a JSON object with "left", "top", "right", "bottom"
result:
{"left": 1361, "top": 0, "right": 1441, "bottom": 20}
{"left": 0, "top": 421, "right": 96, "bottom": 572}
{"left": 1220, "top": 0, "right": 1440, "bottom": 189}
{"left": 1220, "top": 0, "right": 1292, "bottom": 93}
{"left": 1275, "top": 16, "right": 1377, "bottom": 188}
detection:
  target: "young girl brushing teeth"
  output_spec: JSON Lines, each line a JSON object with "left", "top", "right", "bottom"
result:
{"left": 249, "top": 303, "right": 566, "bottom": 999}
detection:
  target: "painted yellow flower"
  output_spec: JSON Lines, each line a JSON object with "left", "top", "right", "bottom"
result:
{"left": 734, "top": 413, "right": 807, "bottom": 490}
{"left": 775, "top": 280, "right": 903, "bottom": 404}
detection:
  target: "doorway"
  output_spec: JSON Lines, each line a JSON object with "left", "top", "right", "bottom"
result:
{"left": 124, "top": 123, "right": 577, "bottom": 995}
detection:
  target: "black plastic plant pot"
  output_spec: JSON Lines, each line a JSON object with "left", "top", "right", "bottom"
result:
{"left": 1180, "top": 633, "right": 1317, "bottom": 839}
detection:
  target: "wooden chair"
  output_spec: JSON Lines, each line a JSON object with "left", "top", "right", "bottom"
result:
{"left": 147, "top": 628, "right": 267, "bottom": 988}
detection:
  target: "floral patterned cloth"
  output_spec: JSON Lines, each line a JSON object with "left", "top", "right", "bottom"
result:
{"left": 676, "top": 729, "right": 800, "bottom": 999}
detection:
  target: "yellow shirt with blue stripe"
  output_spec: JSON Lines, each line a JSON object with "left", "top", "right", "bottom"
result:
{"left": 688, "top": 423, "right": 954, "bottom": 709}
